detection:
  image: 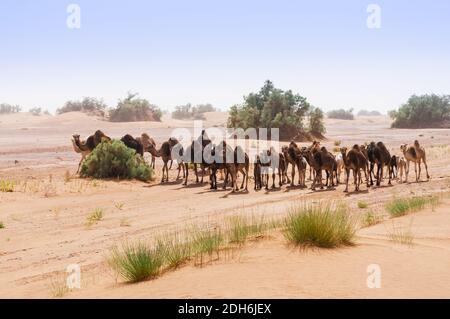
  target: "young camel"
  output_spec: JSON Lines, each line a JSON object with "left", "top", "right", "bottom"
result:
{"left": 147, "top": 141, "right": 183, "bottom": 183}
{"left": 138, "top": 133, "right": 157, "bottom": 168}
{"left": 396, "top": 156, "right": 407, "bottom": 183}
{"left": 72, "top": 134, "right": 91, "bottom": 173}
{"left": 340, "top": 145, "right": 369, "bottom": 192}
{"left": 400, "top": 140, "right": 430, "bottom": 182}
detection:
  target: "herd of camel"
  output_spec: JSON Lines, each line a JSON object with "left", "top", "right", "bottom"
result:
{"left": 71, "top": 130, "right": 430, "bottom": 193}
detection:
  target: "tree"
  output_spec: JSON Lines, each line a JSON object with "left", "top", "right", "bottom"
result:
{"left": 309, "top": 107, "right": 326, "bottom": 134}
{"left": 0, "top": 103, "right": 21, "bottom": 114}
{"left": 327, "top": 108, "right": 354, "bottom": 120}
{"left": 227, "top": 80, "right": 317, "bottom": 140}
{"left": 390, "top": 94, "right": 450, "bottom": 128}
{"left": 109, "top": 92, "right": 162, "bottom": 122}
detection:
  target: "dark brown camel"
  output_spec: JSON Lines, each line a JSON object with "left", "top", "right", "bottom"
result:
{"left": 340, "top": 145, "right": 370, "bottom": 192}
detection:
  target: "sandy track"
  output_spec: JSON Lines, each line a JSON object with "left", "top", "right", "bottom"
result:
{"left": 1, "top": 112, "right": 450, "bottom": 298}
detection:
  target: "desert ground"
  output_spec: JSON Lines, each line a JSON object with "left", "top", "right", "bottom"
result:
{"left": 1, "top": 112, "right": 450, "bottom": 298}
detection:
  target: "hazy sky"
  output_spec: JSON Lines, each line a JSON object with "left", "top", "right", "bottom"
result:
{"left": 1, "top": 0, "right": 449, "bottom": 113}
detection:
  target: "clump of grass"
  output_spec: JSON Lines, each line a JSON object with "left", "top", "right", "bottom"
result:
{"left": 386, "top": 196, "right": 439, "bottom": 218}
{"left": 334, "top": 140, "right": 342, "bottom": 146}
{"left": 120, "top": 218, "right": 130, "bottom": 227}
{"left": 388, "top": 226, "right": 414, "bottom": 247}
{"left": 361, "top": 210, "right": 382, "bottom": 228}
{"left": 114, "top": 202, "right": 125, "bottom": 210}
{"left": 284, "top": 202, "right": 356, "bottom": 248}
{"left": 0, "top": 180, "right": 14, "bottom": 193}
{"left": 108, "top": 242, "right": 164, "bottom": 282}
{"left": 191, "top": 227, "right": 224, "bottom": 265}
{"left": 49, "top": 274, "right": 69, "bottom": 298}
{"left": 227, "top": 215, "right": 269, "bottom": 244}
{"left": 357, "top": 201, "right": 369, "bottom": 209}
{"left": 157, "top": 233, "right": 191, "bottom": 269}
{"left": 64, "top": 170, "right": 72, "bottom": 183}
{"left": 86, "top": 208, "right": 103, "bottom": 226}
{"left": 0, "top": 221, "right": 4, "bottom": 229}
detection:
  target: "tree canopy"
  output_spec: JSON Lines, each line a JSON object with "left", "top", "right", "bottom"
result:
{"left": 390, "top": 94, "right": 450, "bottom": 128}
{"left": 109, "top": 93, "right": 162, "bottom": 122}
{"left": 227, "top": 80, "right": 322, "bottom": 140}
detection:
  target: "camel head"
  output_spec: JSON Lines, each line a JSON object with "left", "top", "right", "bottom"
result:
{"left": 414, "top": 140, "right": 420, "bottom": 148}
{"left": 352, "top": 144, "right": 360, "bottom": 151}
{"left": 340, "top": 146, "right": 348, "bottom": 155}
{"left": 94, "top": 130, "right": 111, "bottom": 143}
{"left": 281, "top": 145, "right": 289, "bottom": 154}
{"left": 72, "top": 134, "right": 80, "bottom": 142}
{"left": 400, "top": 144, "right": 408, "bottom": 153}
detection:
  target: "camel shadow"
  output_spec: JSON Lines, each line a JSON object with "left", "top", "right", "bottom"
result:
{"left": 220, "top": 189, "right": 250, "bottom": 198}
{"left": 263, "top": 187, "right": 282, "bottom": 194}
{"left": 174, "top": 181, "right": 209, "bottom": 190}
{"left": 284, "top": 185, "right": 307, "bottom": 192}
{"left": 344, "top": 189, "right": 369, "bottom": 197}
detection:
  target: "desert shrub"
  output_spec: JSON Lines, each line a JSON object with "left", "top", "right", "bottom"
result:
{"left": 0, "top": 221, "right": 4, "bottom": 229}
{"left": 29, "top": 107, "right": 42, "bottom": 116}
{"left": 85, "top": 208, "right": 104, "bottom": 226}
{"left": 157, "top": 233, "right": 192, "bottom": 269}
{"left": 109, "top": 92, "right": 162, "bottom": 122}
{"left": 358, "top": 109, "right": 381, "bottom": 116}
{"left": 284, "top": 202, "right": 356, "bottom": 248}
{"left": 172, "top": 103, "right": 216, "bottom": 120}
{"left": 0, "top": 103, "right": 21, "bottom": 114}
{"left": 327, "top": 108, "right": 354, "bottom": 120}
{"left": 108, "top": 242, "right": 164, "bottom": 282}
{"left": 227, "top": 80, "right": 323, "bottom": 140}
{"left": 57, "top": 97, "right": 107, "bottom": 116}
{"left": 390, "top": 94, "right": 450, "bottom": 128}
{"left": 80, "top": 140, "right": 153, "bottom": 181}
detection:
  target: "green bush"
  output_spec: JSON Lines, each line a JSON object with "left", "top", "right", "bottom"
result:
{"left": 227, "top": 80, "right": 322, "bottom": 140}
{"left": 357, "top": 110, "right": 381, "bottom": 116}
{"left": 80, "top": 140, "right": 153, "bottom": 181}
{"left": 390, "top": 94, "right": 450, "bottom": 128}
{"left": 109, "top": 92, "right": 162, "bottom": 122}
{"left": 327, "top": 108, "right": 354, "bottom": 120}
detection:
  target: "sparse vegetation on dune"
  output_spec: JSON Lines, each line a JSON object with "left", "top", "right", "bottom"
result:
{"left": 327, "top": 108, "right": 354, "bottom": 120}
{"left": 85, "top": 208, "right": 104, "bottom": 226}
{"left": 388, "top": 223, "right": 415, "bottom": 246}
{"left": 108, "top": 92, "right": 162, "bottom": 122}
{"left": 0, "top": 221, "right": 5, "bottom": 229}
{"left": 0, "top": 103, "right": 21, "bottom": 114}
{"left": 357, "top": 110, "right": 382, "bottom": 116}
{"left": 284, "top": 202, "right": 356, "bottom": 248}
{"left": 357, "top": 201, "right": 369, "bottom": 209}
{"left": 361, "top": 210, "right": 383, "bottom": 228}
{"left": 80, "top": 140, "right": 153, "bottom": 182}
{"left": 57, "top": 97, "right": 107, "bottom": 116}
{"left": 172, "top": 103, "right": 216, "bottom": 120}
{"left": 0, "top": 180, "right": 14, "bottom": 193}
{"left": 386, "top": 195, "right": 440, "bottom": 218}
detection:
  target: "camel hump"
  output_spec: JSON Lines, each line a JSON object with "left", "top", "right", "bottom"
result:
{"left": 414, "top": 140, "right": 420, "bottom": 148}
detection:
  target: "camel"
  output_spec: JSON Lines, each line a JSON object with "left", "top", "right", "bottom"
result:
{"left": 367, "top": 141, "right": 391, "bottom": 186}
{"left": 207, "top": 141, "right": 244, "bottom": 191}
{"left": 167, "top": 137, "right": 185, "bottom": 178}
{"left": 396, "top": 156, "right": 407, "bottom": 183}
{"left": 72, "top": 130, "right": 111, "bottom": 173}
{"left": 259, "top": 147, "right": 286, "bottom": 190}
{"left": 335, "top": 152, "right": 344, "bottom": 184}
{"left": 282, "top": 142, "right": 306, "bottom": 187}
{"left": 253, "top": 155, "right": 263, "bottom": 190}
{"left": 71, "top": 134, "right": 91, "bottom": 173}
{"left": 121, "top": 134, "right": 144, "bottom": 156}
{"left": 182, "top": 131, "right": 212, "bottom": 185}
{"left": 147, "top": 141, "right": 182, "bottom": 183}
{"left": 400, "top": 140, "right": 430, "bottom": 182}
{"left": 138, "top": 133, "right": 157, "bottom": 168}
{"left": 340, "top": 145, "right": 369, "bottom": 192}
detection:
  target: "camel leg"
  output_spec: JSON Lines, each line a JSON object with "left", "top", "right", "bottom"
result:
{"left": 405, "top": 161, "right": 410, "bottom": 183}
{"left": 344, "top": 168, "right": 349, "bottom": 192}
{"left": 291, "top": 164, "right": 295, "bottom": 186}
{"left": 417, "top": 159, "right": 422, "bottom": 181}
{"left": 169, "top": 160, "right": 173, "bottom": 170}
{"left": 151, "top": 156, "right": 155, "bottom": 169}
{"left": 194, "top": 163, "right": 199, "bottom": 183}
{"left": 423, "top": 157, "right": 430, "bottom": 180}
{"left": 414, "top": 162, "right": 418, "bottom": 182}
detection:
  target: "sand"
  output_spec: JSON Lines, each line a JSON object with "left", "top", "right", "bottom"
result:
{"left": 0, "top": 112, "right": 449, "bottom": 298}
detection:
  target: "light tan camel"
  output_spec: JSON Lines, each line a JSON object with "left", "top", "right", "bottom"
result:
{"left": 71, "top": 134, "right": 91, "bottom": 173}
{"left": 400, "top": 140, "right": 430, "bottom": 182}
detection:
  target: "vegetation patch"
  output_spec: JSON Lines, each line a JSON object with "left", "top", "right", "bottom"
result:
{"left": 386, "top": 195, "right": 439, "bottom": 218}
{"left": 86, "top": 208, "right": 104, "bottom": 226}
{"left": 172, "top": 103, "right": 216, "bottom": 120}
{"left": 57, "top": 97, "right": 107, "bottom": 116}
{"left": 80, "top": 140, "right": 153, "bottom": 181}
{"left": 360, "top": 210, "right": 383, "bottom": 228}
{"left": 108, "top": 242, "right": 164, "bottom": 282}
{"left": 109, "top": 92, "right": 162, "bottom": 122}
{"left": 0, "top": 180, "right": 14, "bottom": 193}
{"left": 389, "top": 94, "right": 450, "bottom": 128}
{"left": 357, "top": 201, "right": 369, "bottom": 209}
{"left": 0, "top": 221, "right": 4, "bottom": 229}
{"left": 284, "top": 202, "right": 356, "bottom": 248}
{"left": 327, "top": 108, "right": 354, "bottom": 120}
